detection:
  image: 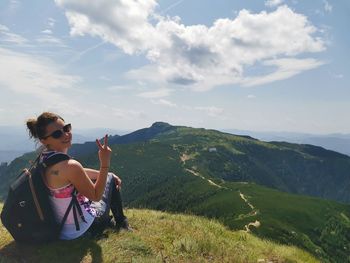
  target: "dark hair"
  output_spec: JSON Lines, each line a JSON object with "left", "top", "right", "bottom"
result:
{"left": 26, "top": 112, "right": 65, "bottom": 140}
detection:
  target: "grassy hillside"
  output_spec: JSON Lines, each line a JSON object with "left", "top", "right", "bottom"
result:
{"left": 76, "top": 139, "right": 350, "bottom": 262}
{"left": 0, "top": 203, "right": 319, "bottom": 263}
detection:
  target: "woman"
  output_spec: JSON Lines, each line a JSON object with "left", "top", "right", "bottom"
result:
{"left": 26, "top": 112, "right": 130, "bottom": 240}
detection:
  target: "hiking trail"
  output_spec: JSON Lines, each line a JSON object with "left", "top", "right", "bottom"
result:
{"left": 181, "top": 154, "right": 261, "bottom": 232}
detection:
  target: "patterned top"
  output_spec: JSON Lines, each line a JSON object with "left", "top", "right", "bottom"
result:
{"left": 47, "top": 183, "right": 97, "bottom": 218}
{"left": 42, "top": 151, "right": 96, "bottom": 240}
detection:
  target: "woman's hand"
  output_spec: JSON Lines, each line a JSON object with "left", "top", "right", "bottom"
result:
{"left": 113, "top": 174, "right": 122, "bottom": 190}
{"left": 96, "top": 134, "right": 112, "bottom": 168}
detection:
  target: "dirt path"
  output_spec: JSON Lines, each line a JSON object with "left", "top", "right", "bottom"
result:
{"left": 239, "top": 192, "right": 261, "bottom": 232}
{"left": 183, "top": 162, "right": 261, "bottom": 232}
{"left": 180, "top": 154, "right": 191, "bottom": 164}
{"left": 185, "top": 168, "right": 224, "bottom": 189}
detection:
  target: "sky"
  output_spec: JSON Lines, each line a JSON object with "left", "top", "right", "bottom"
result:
{"left": 0, "top": 0, "right": 349, "bottom": 134}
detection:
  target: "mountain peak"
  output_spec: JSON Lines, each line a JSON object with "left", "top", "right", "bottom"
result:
{"left": 150, "top": 122, "right": 172, "bottom": 128}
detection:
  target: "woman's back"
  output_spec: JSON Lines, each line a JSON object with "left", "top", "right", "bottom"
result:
{"left": 42, "top": 151, "right": 96, "bottom": 239}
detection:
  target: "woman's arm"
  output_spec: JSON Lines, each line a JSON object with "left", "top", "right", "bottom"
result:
{"left": 66, "top": 135, "right": 112, "bottom": 201}
{"left": 65, "top": 160, "right": 109, "bottom": 201}
{"left": 84, "top": 168, "right": 100, "bottom": 180}
{"left": 84, "top": 168, "right": 122, "bottom": 189}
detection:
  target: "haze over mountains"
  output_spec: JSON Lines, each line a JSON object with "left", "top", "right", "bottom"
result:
{"left": 1, "top": 124, "right": 350, "bottom": 164}
{"left": 224, "top": 129, "right": 350, "bottom": 157}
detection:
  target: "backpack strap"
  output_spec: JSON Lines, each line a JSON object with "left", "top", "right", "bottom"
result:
{"left": 58, "top": 188, "right": 87, "bottom": 233}
{"left": 71, "top": 189, "right": 87, "bottom": 231}
{"left": 41, "top": 152, "right": 70, "bottom": 168}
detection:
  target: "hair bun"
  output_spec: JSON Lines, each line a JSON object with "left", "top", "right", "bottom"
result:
{"left": 26, "top": 118, "right": 38, "bottom": 139}
{"left": 26, "top": 112, "right": 63, "bottom": 140}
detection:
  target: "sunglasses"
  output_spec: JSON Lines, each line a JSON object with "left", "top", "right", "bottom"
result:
{"left": 42, "top": 123, "right": 72, "bottom": 139}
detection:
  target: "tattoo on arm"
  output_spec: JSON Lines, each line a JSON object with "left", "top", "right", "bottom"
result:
{"left": 51, "top": 170, "right": 59, "bottom": 176}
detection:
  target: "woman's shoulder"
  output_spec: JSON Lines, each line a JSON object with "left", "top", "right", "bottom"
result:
{"left": 47, "top": 159, "right": 84, "bottom": 182}
{"left": 42, "top": 151, "right": 82, "bottom": 172}
{"left": 66, "top": 159, "right": 83, "bottom": 169}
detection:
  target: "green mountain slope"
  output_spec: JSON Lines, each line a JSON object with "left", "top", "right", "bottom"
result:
{"left": 71, "top": 123, "right": 350, "bottom": 203}
{"left": 0, "top": 203, "right": 319, "bottom": 263}
{"left": 1, "top": 123, "right": 350, "bottom": 261}
{"left": 157, "top": 126, "right": 350, "bottom": 203}
{"left": 76, "top": 139, "right": 350, "bottom": 262}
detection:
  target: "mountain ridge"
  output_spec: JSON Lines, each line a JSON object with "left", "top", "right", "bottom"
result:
{"left": 1, "top": 122, "right": 350, "bottom": 261}
{"left": 2, "top": 122, "right": 350, "bottom": 203}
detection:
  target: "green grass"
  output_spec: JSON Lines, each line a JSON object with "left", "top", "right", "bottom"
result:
{"left": 0, "top": 203, "right": 318, "bottom": 263}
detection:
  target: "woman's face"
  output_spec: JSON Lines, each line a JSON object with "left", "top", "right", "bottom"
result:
{"left": 41, "top": 118, "right": 72, "bottom": 152}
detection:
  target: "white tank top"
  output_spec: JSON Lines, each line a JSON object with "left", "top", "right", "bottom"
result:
{"left": 47, "top": 183, "right": 96, "bottom": 240}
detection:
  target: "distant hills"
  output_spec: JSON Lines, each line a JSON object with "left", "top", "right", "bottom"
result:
{"left": 1, "top": 122, "right": 350, "bottom": 262}
{"left": 223, "top": 129, "right": 350, "bottom": 157}
{"left": 1, "top": 124, "right": 350, "bottom": 164}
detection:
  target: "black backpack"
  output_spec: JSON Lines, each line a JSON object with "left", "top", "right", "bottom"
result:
{"left": 0, "top": 151, "right": 85, "bottom": 243}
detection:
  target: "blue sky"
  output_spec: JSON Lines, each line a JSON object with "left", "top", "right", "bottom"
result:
{"left": 0, "top": 0, "right": 349, "bottom": 134}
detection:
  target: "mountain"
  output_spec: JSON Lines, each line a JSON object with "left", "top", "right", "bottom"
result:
{"left": 70, "top": 122, "right": 350, "bottom": 203}
{"left": 223, "top": 129, "right": 350, "bottom": 157}
{"left": 0, "top": 204, "right": 318, "bottom": 263}
{"left": 1, "top": 122, "right": 350, "bottom": 261}
{"left": 0, "top": 151, "right": 28, "bottom": 164}
{"left": 2, "top": 124, "right": 349, "bottom": 163}
{"left": 68, "top": 122, "right": 173, "bottom": 158}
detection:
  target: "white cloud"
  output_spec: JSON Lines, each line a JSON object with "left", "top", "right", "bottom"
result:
{"left": 323, "top": 0, "right": 332, "bottom": 13}
{"left": 9, "top": 0, "right": 21, "bottom": 10}
{"left": 99, "top": 76, "right": 111, "bottom": 81}
{"left": 107, "top": 85, "right": 132, "bottom": 91}
{"left": 242, "top": 58, "right": 325, "bottom": 87}
{"left": 36, "top": 35, "right": 66, "bottom": 46}
{"left": 138, "top": 88, "right": 173, "bottom": 98}
{"left": 247, "top": 94, "right": 256, "bottom": 99}
{"left": 48, "top": 18, "right": 56, "bottom": 28}
{"left": 265, "top": 0, "right": 284, "bottom": 8}
{"left": 194, "top": 106, "right": 224, "bottom": 117}
{"left": 41, "top": 29, "right": 53, "bottom": 34}
{"left": 56, "top": 2, "right": 326, "bottom": 90}
{"left": 0, "top": 47, "right": 80, "bottom": 99}
{"left": 332, "top": 74, "right": 343, "bottom": 79}
{"left": 0, "top": 24, "right": 28, "bottom": 45}
{"left": 151, "top": 99, "right": 177, "bottom": 107}
{"left": 41, "top": 18, "right": 56, "bottom": 36}
{"left": 55, "top": 0, "right": 160, "bottom": 54}
{"left": 111, "top": 107, "right": 146, "bottom": 120}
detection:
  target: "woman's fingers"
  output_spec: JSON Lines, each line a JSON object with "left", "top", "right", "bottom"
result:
{"left": 104, "top": 134, "right": 108, "bottom": 148}
{"left": 114, "top": 175, "right": 122, "bottom": 190}
{"left": 96, "top": 138, "right": 103, "bottom": 149}
{"left": 96, "top": 134, "right": 109, "bottom": 150}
